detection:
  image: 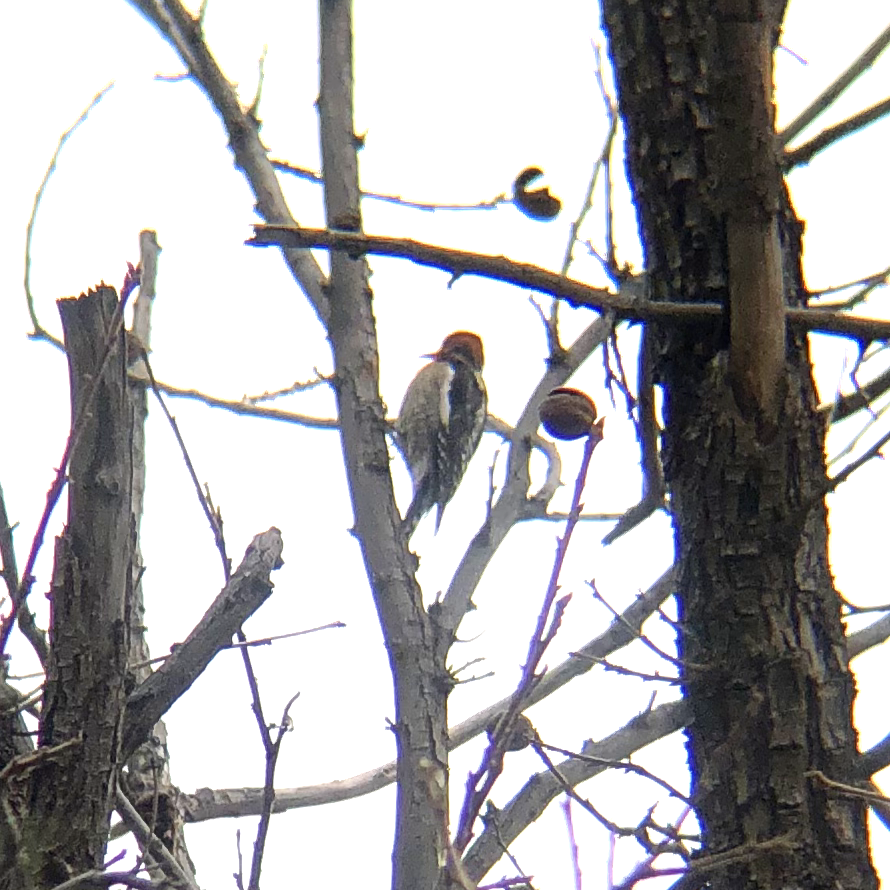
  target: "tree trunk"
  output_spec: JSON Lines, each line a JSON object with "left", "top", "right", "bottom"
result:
{"left": 601, "top": 3, "right": 877, "bottom": 887}
{"left": 0, "top": 286, "right": 134, "bottom": 889}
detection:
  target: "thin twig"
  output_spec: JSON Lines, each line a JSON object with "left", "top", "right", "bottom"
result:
{"left": 539, "top": 742, "right": 690, "bottom": 804}
{"left": 562, "top": 796, "right": 584, "bottom": 890}
{"left": 244, "top": 374, "right": 329, "bottom": 404}
{"left": 454, "top": 425, "right": 605, "bottom": 852}
{"left": 810, "top": 266, "right": 890, "bottom": 301}
{"left": 588, "top": 582, "right": 686, "bottom": 669}
{"left": 48, "top": 870, "right": 155, "bottom": 890}
{"left": 535, "top": 744, "right": 625, "bottom": 836}
{"left": 126, "top": 0, "right": 329, "bottom": 321}
{"left": 611, "top": 807, "right": 695, "bottom": 890}
{"left": 824, "top": 423, "right": 890, "bottom": 494}
{"left": 784, "top": 94, "right": 890, "bottom": 169}
{"left": 779, "top": 22, "right": 890, "bottom": 146}
{"left": 248, "top": 692, "right": 300, "bottom": 890}
{"left": 272, "top": 159, "right": 508, "bottom": 212}
{"left": 140, "top": 351, "right": 273, "bottom": 773}
{"left": 603, "top": 329, "right": 666, "bottom": 545}
{"left": 827, "top": 398, "right": 890, "bottom": 468}
{"left": 115, "top": 786, "right": 200, "bottom": 890}
{"left": 570, "top": 652, "right": 679, "bottom": 684}
{"left": 141, "top": 355, "right": 230, "bottom": 575}
{"left": 10, "top": 620, "right": 346, "bottom": 681}
{"left": 24, "top": 83, "right": 114, "bottom": 337}
{"left": 0, "top": 485, "right": 48, "bottom": 667}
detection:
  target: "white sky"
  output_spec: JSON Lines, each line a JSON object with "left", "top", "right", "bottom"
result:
{"left": 2, "top": 2, "right": 890, "bottom": 888}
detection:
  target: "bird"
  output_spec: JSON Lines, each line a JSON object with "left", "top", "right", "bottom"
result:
{"left": 395, "top": 331, "right": 487, "bottom": 536}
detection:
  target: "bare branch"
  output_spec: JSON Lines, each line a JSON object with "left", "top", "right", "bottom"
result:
{"left": 436, "top": 315, "right": 617, "bottom": 641}
{"left": 24, "top": 83, "right": 114, "bottom": 338}
{"left": 603, "top": 328, "right": 666, "bottom": 545}
{"left": 126, "top": 0, "right": 329, "bottom": 322}
{"left": 0, "top": 484, "right": 47, "bottom": 667}
{"left": 779, "top": 22, "right": 890, "bottom": 146}
{"left": 462, "top": 700, "right": 690, "bottom": 883}
{"left": 849, "top": 613, "right": 890, "bottom": 661}
{"left": 124, "top": 230, "right": 200, "bottom": 887}
{"left": 121, "top": 528, "right": 284, "bottom": 760}
{"left": 272, "top": 159, "right": 508, "bottom": 212}
{"left": 151, "top": 379, "right": 338, "bottom": 428}
{"left": 141, "top": 355, "right": 231, "bottom": 578}
{"left": 174, "top": 569, "right": 676, "bottom": 822}
{"left": 115, "top": 787, "right": 200, "bottom": 890}
{"left": 315, "top": 5, "right": 449, "bottom": 890}
{"left": 49, "top": 869, "right": 156, "bottom": 890}
{"left": 562, "top": 798, "right": 583, "bottom": 890}
{"left": 538, "top": 741, "right": 690, "bottom": 804}
{"left": 821, "top": 362, "right": 890, "bottom": 423}
{"left": 823, "top": 424, "right": 890, "bottom": 495}
{"left": 784, "top": 95, "right": 890, "bottom": 170}
{"left": 249, "top": 226, "right": 890, "bottom": 343}
{"left": 455, "top": 428, "right": 605, "bottom": 852}
{"left": 248, "top": 692, "right": 300, "bottom": 890}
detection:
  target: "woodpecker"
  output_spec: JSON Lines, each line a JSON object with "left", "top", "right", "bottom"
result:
{"left": 396, "top": 331, "right": 487, "bottom": 536}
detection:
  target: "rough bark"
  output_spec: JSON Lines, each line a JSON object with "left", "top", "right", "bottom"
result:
{"left": 601, "top": 2, "right": 877, "bottom": 888}
{"left": 0, "top": 286, "right": 134, "bottom": 889}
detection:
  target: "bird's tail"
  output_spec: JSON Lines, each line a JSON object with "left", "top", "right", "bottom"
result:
{"left": 402, "top": 479, "right": 434, "bottom": 539}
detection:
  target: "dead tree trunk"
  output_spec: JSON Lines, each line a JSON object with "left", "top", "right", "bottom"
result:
{"left": 601, "top": 3, "right": 877, "bottom": 888}
{"left": 1, "top": 286, "right": 134, "bottom": 889}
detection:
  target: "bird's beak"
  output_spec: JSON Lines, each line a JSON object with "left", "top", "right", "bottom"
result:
{"left": 421, "top": 351, "right": 437, "bottom": 360}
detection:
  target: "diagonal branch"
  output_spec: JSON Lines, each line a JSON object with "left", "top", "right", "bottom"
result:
{"left": 784, "top": 95, "right": 890, "bottom": 170}
{"left": 121, "top": 528, "right": 283, "bottom": 760}
{"left": 454, "top": 428, "right": 604, "bottom": 853}
{"left": 779, "top": 21, "right": 890, "bottom": 146}
{"left": 462, "top": 700, "right": 690, "bottom": 883}
{"left": 435, "top": 314, "right": 617, "bottom": 642}
{"left": 126, "top": 0, "right": 330, "bottom": 322}
{"left": 175, "top": 569, "right": 677, "bottom": 822}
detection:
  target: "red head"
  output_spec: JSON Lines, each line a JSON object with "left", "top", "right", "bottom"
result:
{"left": 429, "top": 331, "right": 484, "bottom": 371}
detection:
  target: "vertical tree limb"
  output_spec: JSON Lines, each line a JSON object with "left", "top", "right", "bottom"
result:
{"left": 317, "top": 4, "right": 449, "bottom": 890}
{"left": 121, "top": 231, "right": 198, "bottom": 885}
{"left": 1, "top": 286, "right": 135, "bottom": 888}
